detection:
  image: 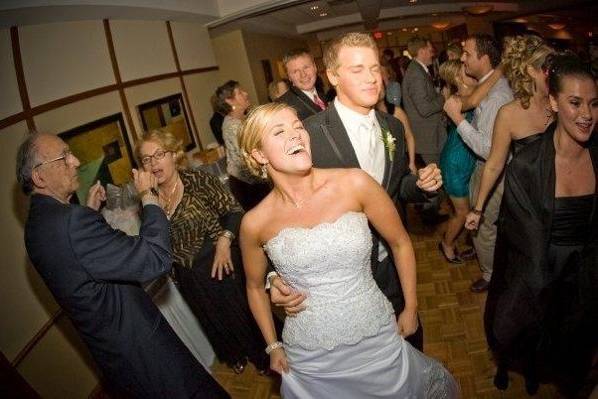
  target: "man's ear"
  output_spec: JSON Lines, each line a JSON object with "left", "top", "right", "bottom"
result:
{"left": 251, "top": 148, "right": 268, "bottom": 166}
{"left": 326, "top": 68, "right": 339, "bottom": 87}
{"left": 31, "top": 168, "right": 45, "bottom": 190}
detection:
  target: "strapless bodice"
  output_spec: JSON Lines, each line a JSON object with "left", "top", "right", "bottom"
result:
{"left": 264, "top": 212, "right": 395, "bottom": 350}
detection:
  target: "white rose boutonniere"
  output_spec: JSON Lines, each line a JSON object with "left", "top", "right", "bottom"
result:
{"left": 380, "top": 128, "right": 397, "bottom": 160}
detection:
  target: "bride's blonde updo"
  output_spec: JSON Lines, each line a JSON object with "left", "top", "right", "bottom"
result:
{"left": 239, "top": 102, "right": 295, "bottom": 179}
{"left": 502, "top": 35, "right": 554, "bottom": 109}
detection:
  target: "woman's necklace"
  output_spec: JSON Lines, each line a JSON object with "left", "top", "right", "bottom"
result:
{"left": 160, "top": 177, "right": 179, "bottom": 218}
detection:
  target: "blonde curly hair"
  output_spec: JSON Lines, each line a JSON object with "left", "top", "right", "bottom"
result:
{"left": 238, "top": 102, "right": 296, "bottom": 179}
{"left": 135, "top": 128, "right": 188, "bottom": 170}
{"left": 502, "top": 35, "right": 554, "bottom": 109}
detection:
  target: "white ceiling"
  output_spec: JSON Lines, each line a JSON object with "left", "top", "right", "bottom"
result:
{"left": 0, "top": 0, "right": 590, "bottom": 37}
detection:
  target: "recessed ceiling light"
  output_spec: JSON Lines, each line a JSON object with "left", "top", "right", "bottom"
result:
{"left": 409, "top": 0, "right": 418, "bottom": 3}
{"left": 319, "top": 12, "right": 328, "bottom": 17}
{"left": 402, "top": 28, "right": 408, "bottom": 32}
{"left": 413, "top": 27, "right": 419, "bottom": 32}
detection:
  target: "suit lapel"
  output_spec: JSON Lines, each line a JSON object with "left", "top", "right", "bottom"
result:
{"left": 323, "top": 104, "right": 360, "bottom": 168}
{"left": 376, "top": 112, "right": 393, "bottom": 191}
{"left": 291, "top": 87, "right": 321, "bottom": 114}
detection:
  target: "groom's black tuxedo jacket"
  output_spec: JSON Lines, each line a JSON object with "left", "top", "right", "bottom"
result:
{"left": 303, "top": 104, "right": 427, "bottom": 317}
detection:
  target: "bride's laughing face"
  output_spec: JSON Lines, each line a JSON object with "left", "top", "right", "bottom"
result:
{"left": 254, "top": 107, "right": 312, "bottom": 176}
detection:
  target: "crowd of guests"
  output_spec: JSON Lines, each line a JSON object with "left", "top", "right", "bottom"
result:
{"left": 16, "top": 27, "right": 596, "bottom": 399}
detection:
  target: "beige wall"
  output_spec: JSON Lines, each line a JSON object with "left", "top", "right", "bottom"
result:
{"left": 0, "top": 17, "right": 221, "bottom": 397}
{"left": 211, "top": 30, "right": 258, "bottom": 105}
{"left": 242, "top": 31, "right": 307, "bottom": 104}
{"left": 0, "top": 29, "right": 22, "bottom": 118}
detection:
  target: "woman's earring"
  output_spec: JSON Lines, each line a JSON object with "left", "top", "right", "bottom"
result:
{"left": 232, "top": 105, "right": 236, "bottom": 111}
{"left": 261, "top": 163, "right": 268, "bottom": 179}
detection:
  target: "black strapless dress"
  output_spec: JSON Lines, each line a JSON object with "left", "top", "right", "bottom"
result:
{"left": 487, "top": 193, "right": 597, "bottom": 394}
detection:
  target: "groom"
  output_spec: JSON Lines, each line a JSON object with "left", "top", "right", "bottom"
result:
{"left": 271, "top": 32, "right": 442, "bottom": 350}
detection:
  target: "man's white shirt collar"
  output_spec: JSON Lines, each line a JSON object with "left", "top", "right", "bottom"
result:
{"left": 301, "top": 88, "right": 318, "bottom": 101}
{"left": 334, "top": 97, "right": 377, "bottom": 129}
{"left": 479, "top": 69, "right": 494, "bottom": 84}
{"left": 415, "top": 58, "right": 429, "bottom": 74}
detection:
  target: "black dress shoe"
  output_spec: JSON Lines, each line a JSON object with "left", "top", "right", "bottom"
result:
{"left": 470, "top": 278, "right": 489, "bottom": 293}
{"left": 438, "top": 242, "right": 464, "bottom": 264}
{"left": 493, "top": 366, "right": 509, "bottom": 390}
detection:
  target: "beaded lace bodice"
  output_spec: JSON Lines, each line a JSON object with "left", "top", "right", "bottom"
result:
{"left": 264, "top": 212, "right": 395, "bottom": 350}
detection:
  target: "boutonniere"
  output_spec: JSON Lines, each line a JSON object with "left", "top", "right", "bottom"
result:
{"left": 380, "top": 128, "right": 396, "bottom": 159}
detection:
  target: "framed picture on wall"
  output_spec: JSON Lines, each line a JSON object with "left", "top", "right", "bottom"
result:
{"left": 138, "top": 93, "right": 197, "bottom": 152}
{"left": 59, "top": 113, "right": 135, "bottom": 204}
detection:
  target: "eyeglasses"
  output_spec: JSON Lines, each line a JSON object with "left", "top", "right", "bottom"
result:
{"left": 33, "top": 150, "right": 73, "bottom": 169}
{"left": 140, "top": 149, "right": 172, "bottom": 165}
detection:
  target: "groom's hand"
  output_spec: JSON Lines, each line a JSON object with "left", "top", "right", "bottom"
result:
{"left": 270, "top": 277, "right": 306, "bottom": 316}
{"left": 416, "top": 163, "right": 443, "bottom": 192}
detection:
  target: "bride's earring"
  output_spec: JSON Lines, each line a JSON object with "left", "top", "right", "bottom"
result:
{"left": 261, "top": 163, "right": 268, "bottom": 179}
{"left": 232, "top": 105, "right": 236, "bottom": 111}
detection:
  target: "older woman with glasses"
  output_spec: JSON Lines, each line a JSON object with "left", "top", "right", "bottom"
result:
{"left": 135, "top": 128, "right": 275, "bottom": 374}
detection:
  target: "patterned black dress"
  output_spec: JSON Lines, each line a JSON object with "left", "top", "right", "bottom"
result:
{"left": 169, "top": 170, "right": 269, "bottom": 369}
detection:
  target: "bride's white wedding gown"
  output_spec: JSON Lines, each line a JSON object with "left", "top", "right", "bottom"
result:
{"left": 265, "top": 211, "right": 459, "bottom": 398}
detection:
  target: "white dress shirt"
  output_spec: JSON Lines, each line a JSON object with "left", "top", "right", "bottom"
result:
{"left": 456, "top": 72, "right": 513, "bottom": 161}
{"left": 335, "top": 98, "right": 388, "bottom": 261}
{"left": 334, "top": 98, "right": 385, "bottom": 184}
{"left": 415, "top": 58, "right": 430, "bottom": 75}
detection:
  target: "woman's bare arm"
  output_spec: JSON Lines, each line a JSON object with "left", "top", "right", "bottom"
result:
{"left": 461, "top": 68, "right": 503, "bottom": 110}
{"left": 393, "top": 106, "right": 417, "bottom": 174}
{"left": 351, "top": 170, "right": 418, "bottom": 336}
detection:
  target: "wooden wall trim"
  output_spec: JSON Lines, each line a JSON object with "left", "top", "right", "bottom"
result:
{"left": 103, "top": 19, "right": 137, "bottom": 139}
{"left": 0, "top": 67, "right": 219, "bottom": 132}
{"left": 11, "top": 309, "right": 64, "bottom": 368}
{"left": 10, "top": 26, "right": 35, "bottom": 131}
{"left": 166, "top": 21, "right": 203, "bottom": 151}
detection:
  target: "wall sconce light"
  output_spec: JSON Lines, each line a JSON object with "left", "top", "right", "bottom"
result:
{"left": 463, "top": 5, "right": 493, "bottom": 15}
{"left": 548, "top": 23, "right": 566, "bottom": 30}
{"left": 431, "top": 22, "right": 450, "bottom": 30}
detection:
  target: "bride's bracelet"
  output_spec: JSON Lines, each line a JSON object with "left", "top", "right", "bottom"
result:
{"left": 265, "top": 341, "right": 283, "bottom": 354}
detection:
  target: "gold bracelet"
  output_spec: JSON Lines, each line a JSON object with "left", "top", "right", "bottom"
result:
{"left": 138, "top": 188, "right": 158, "bottom": 199}
{"left": 219, "top": 230, "right": 235, "bottom": 241}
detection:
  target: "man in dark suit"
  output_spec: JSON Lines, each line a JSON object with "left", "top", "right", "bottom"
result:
{"left": 269, "top": 33, "right": 443, "bottom": 351}
{"left": 18, "top": 133, "right": 229, "bottom": 399}
{"left": 277, "top": 49, "right": 327, "bottom": 121}
{"left": 402, "top": 36, "right": 447, "bottom": 222}
{"left": 402, "top": 36, "right": 446, "bottom": 166}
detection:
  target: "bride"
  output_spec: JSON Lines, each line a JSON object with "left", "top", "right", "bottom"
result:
{"left": 239, "top": 102, "right": 458, "bottom": 398}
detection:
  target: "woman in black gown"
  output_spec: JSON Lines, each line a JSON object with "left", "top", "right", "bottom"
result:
{"left": 485, "top": 55, "right": 598, "bottom": 396}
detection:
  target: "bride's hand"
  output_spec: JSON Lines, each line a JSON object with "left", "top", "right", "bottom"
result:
{"left": 397, "top": 308, "right": 419, "bottom": 338}
{"left": 270, "top": 347, "right": 289, "bottom": 374}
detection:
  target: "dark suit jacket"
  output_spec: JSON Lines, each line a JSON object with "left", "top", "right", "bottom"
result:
{"left": 277, "top": 86, "right": 323, "bottom": 121}
{"left": 303, "top": 104, "right": 427, "bottom": 314}
{"left": 24, "top": 195, "right": 228, "bottom": 399}
{"left": 402, "top": 60, "right": 446, "bottom": 155}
